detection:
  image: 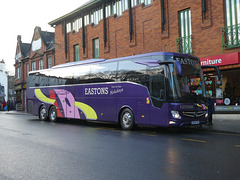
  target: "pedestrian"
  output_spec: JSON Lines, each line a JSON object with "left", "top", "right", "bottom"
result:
{"left": 207, "top": 96, "right": 214, "bottom": 125}
{"left": 2, "top": 99, "right": 6, "bottom": 111}
{"left": 10, "top": 100, "right": 13, "bottom": 110}
{"left": 7, "top": 100, "right": 10, "bottom": 111}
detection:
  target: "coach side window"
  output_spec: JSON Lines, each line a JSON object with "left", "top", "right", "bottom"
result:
{"left": 118, "top": 60, "right": 148, "bottom": 84}
{"left": 89, "top": 62, "right": 118, "bottom": 83}
{"left": 74, "top": 65, "right": 91, "bottom": 84}
{"left": 27, "top": 73, "right": 39, "bottom": 87}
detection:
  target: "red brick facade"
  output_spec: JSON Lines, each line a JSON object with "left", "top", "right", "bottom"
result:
{"left": 14, "top": 27, "right": 55, "bottom": 111}
{"left": 52, "top": 0, "right": 239, "bottom": 65}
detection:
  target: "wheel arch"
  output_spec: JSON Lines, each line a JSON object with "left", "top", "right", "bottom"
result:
{"left": 118, "top": 105, "right": 134, "bottom": 124}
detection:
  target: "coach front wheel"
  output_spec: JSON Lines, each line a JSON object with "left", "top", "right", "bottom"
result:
{"left": 49, "top": 106, "right": 57, "bottom": 122}
{"left": 120, "top": 109, "right": 135, "bottom": 130}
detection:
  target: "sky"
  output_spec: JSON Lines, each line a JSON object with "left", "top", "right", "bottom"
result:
{"left": 0, "top": 0, "right": 89, "bottom": 75}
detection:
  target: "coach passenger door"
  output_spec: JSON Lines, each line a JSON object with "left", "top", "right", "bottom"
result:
{"left": 149, "top": 66, "right": 167, "bottom": 126}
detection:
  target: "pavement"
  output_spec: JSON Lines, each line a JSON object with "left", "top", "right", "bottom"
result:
{"left": 1, "top": 111, "right": 240, "bottom": 134}
{"left": 192, "top": 114, "right": 240, "bottom": 134}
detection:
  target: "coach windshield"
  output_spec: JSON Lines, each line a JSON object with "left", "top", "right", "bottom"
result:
{"left": 165, "top": 56, "right": 206, "bottom": 103}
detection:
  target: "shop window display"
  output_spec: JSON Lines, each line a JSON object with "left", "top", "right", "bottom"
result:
{"left": 204, "top": 74, "right": 216, "bottom": 97}
{"left": 204, "top": 73, "right": 223, "bottom": 105}
{"left": 205, "top": 70, "right": 240, "bottom": 106}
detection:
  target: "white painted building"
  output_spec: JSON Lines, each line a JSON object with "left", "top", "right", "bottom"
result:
{"left": 0, "top": 60, "right": 8, "bottom": 102}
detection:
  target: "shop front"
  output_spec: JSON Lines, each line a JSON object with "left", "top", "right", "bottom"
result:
{"left": 14, "top": 83, "right": 27, "bottom": 111}
{"left": 200, "top": 52, "right": 240, "bottom": 113}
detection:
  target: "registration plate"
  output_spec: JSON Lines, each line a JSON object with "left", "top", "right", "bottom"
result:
{"left": 191, "top": 121, "right": 200, "bottom": 125}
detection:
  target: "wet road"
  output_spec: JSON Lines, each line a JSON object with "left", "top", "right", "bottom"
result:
{"left": 0, "top": 112, "right": 239, "bottom": 180}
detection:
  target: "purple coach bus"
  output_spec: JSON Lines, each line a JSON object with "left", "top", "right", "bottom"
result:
{"left": 27, "top": 52, "right": 211, "bottom": 130}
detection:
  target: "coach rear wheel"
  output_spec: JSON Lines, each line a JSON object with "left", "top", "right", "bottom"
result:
{"left": 49, "top": 106, "right": 57, "bottom": 122}
{"left": 120, "top": 109, "right": 135, "bottom": 130}
{"left": 39, "top": 106, "right": 47, "bottom": 121}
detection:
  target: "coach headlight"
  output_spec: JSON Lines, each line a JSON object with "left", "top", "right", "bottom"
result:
{"left": 171, "top": 110, "right": 181, "bottom": 119}
{"left": 205, "top": 112, "right": 208, "bottom": 118}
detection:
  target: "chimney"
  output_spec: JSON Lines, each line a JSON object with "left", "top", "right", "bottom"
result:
{"left": 17, "top": 35, "right": 22, "bottom": 42}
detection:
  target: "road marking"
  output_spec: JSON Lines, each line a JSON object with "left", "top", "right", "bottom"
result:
{"left": 103, "top": 127, "right": 115, "bottom": 130}
{"left": 142, "top": 134, "right": 157, "bottom": 137}
{"left": 94, "top": 127, "right": 106, "bottom": 130}
{"left": 112, "top": 130, "right": 122, "bottom": 133}
{"left": 205, "top": 131, "right": 240, "bottom": 137}
{"left": 182, "top": 138, "right": 206, "bottom": 143}
{"left": 94, "top": 127, "right": 115, "bottom": 130}
{"left": 235, "top": 145, "right": 240, "bottom": 148}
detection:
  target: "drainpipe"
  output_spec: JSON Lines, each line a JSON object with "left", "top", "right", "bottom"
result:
{"left": 82, "top": 16, "right": 85, "bottom": 54}
{"left": 161, "top": 0, "right": 165, "bottom": 31}
{"left": 128, "top": 0, "right": 133, "bottom": 41}
{"left": 202, "top": 0, "right": 207, "bottom": 19}
{"left": 64, "top": 21, "right": 67, "bottom": 59}
{"left": 102, "top": 0, "right": 107, "bottom": 47}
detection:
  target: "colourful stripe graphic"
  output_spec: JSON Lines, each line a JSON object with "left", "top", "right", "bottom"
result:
{"left": 74, "top": 101, "right": 97, "bottom": 120}
{"left": 35, "top": 89, "right": 56, "bottom": 104}
{"left": 34, "top": 88, "right": 97, "bottom": 120}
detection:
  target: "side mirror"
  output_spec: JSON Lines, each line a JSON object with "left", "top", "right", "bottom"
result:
{"left": 175, "top": 61, "right": 183, "bottom": 77}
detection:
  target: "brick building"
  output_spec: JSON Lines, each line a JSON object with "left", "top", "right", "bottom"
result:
{"left": 14, "top": 27, "right": 55, "bottom": 111}
{"left": 48, "top": 0, "right": 239, "bottom": 111}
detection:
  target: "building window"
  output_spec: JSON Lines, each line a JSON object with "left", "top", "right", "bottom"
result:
{"left": 84, "top": 14, "right": 90, "bottom": 26}
{"left": 135, "top": 0, "right": 153, "bottom": 6}
{"left": 26, "top": 64, "right": 29, "bottom": 77}
{"left": 32, "top": 62, "right": 36, "bottom": 71}
{"left": 176, "top": 9, "right": 193, "bottom": 54}
{"left": 222, "top": 0, "right": 240, "bottom": 49}
{"left": 93, "top": 8, "right": 103, "bottom": 25}
{"left": 67, "top": 22, "right": 72, "bottom": 33}
{"left": 74, "top": 45, "right": 80, "bottom": 61}
{"left": 93, "top": 38, "right": 99, "bottom": 58}
{"left": 113, "top": 0, "right": 123, "bottom": 16}
{"left": 144, "top": 0, "right": 153, "bottom": 5}
{"left": 66, "top": 0, "right": 154, "bottom": 28}
{"left": 39, "top": 59, "right": 43, "bottom": 70}
{"left": 17, "top": 67, "right": 20, "bottom": 79}
{"left": 73, "top": 18, "right": 81, "bottom": 32}
{"left": 106, "top": 3, "right": 113, "bottom": 18}
{"left": 48, "top": 56, "right": 52, "bottom": 68}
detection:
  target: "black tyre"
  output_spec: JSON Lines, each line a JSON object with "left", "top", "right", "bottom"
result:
{"left": 49, "top": 106, "right": 57, "bottom": 122}
{"left": 39, "top": 106, "right": 47, "bottom": 121}
{"left": 120, "top": 108, "right": 135, "bottom": 130}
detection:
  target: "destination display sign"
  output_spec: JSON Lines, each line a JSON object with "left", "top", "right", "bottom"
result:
{"left": 174, "top": 56, "right": 200, "bottom": 65}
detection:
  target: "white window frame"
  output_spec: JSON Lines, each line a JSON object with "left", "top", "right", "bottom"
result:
{"left": 17, "top": 67, "right": 20, "bottom": 79}
{"left": 26, "top": 63, "right": 29, "bottom": 77}
{"left": 32, "top": 62, "right": 36, "bottom": 71}
{"left": 39, "top": 59, "right": 43, "bottom": 70}
{"left": 47, "top": 56, "right": 52, "bottom": 69}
